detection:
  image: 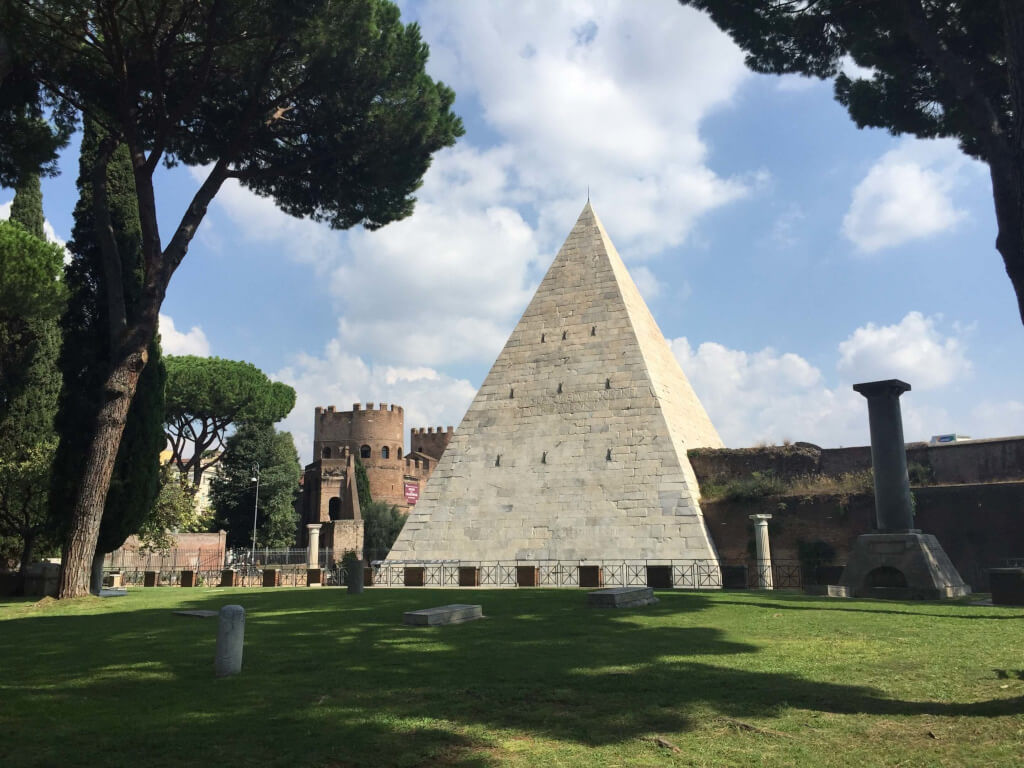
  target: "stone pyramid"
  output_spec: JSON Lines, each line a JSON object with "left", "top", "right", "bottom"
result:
{"left": 387, "top": 202, "right": 724, "bottom": 563}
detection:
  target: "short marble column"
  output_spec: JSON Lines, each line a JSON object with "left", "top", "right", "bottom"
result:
{"left": 214, "top": 605, "right": 245, "bottom": 677}
{"left": 307, "top": 523, "right": 322, "bottom": 569}
{"left": 749, "top": 514, "right": 774, "bottom": 589}
{"left": 852, "top": 379, "right": 915, "bottom": 532}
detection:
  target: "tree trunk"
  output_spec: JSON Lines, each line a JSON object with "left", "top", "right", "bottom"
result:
{"left": 14, "top": 532, "right": 34, "bottom": 597}
{"left": 57, "top": 346, "right": 147, "bottom": 598}
{"left": 989, "top": 156, "right": 1024, "bottom": 329}
{"left": 89, "top": 550, "right": 105, "bottom": 596}
{"left": 998, "top": 0, "right": 1024, "bottom": 330}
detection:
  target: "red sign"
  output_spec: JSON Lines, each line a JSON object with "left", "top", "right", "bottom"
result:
{"left": 404, "top": 482, "right": 419, "bottom": 505}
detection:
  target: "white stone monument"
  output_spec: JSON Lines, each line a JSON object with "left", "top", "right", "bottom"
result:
{"left": 387, "top": 203, "right": 723, "bottom": 566}
{"left": 749, "top": 514, "right": 774, "bottom": 589}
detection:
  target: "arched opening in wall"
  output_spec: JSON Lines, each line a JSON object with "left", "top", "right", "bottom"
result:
{"left": 381, "top": 446, "right": 390, "bottom": 459}
{"left": 328, "top": 497, "right": 341, "bottom": 520}
{"left": 360, "top": 444, "right": 371, "bottom": 459}
{"left": 397, "top": 447, "right": 403, "bottom": 459}
{"left": 322, "top": 447, "right": 332, "bottom": 458}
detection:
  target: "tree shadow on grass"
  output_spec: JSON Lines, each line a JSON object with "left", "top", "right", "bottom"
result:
{"left": 0, "top": 588, "right": 1020, "bottom": 768}
{"left": 713, "top": 590, "right": 1024, "bottom": 620}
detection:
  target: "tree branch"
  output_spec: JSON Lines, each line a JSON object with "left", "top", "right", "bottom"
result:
{"left": 900, "top": 0, "right": 1006, "bottom": 158}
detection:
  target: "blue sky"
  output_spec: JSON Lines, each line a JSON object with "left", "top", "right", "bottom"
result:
{"left": 3, "top": 0, "right": 1022, "bottom": 464}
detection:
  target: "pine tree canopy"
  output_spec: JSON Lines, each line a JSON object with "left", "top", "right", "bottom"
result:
{"left": 164, "top": 356, "right": 296, "bottom": 486}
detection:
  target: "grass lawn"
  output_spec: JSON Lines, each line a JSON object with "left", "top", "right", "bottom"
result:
{"left": 0, "top": 587, "right": 1021, "bottom": 767}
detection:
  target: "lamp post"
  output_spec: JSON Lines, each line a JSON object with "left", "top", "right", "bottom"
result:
{"left": 250, "top": 462, "right": 260, "bottom": 567}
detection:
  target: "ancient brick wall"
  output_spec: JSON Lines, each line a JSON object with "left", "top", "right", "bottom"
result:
{"left": 690, "top": 436, "right": 1024, "bottom": 487}
{"left": 702, "top": 481, "right": 1024, "bottom": 588}
{"left": 688, "top": 444, "right": 820, "bottom": 486}
{"left": 322, "top": 520, "right": 363, "bottom": 561}
{"left": 409, "top": 426, "right": 455, "bottom": 459}
{"left": 313, "top": 402, "right": 405, "bottom": 462}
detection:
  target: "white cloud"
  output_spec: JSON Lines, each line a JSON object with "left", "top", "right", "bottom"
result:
{"left": 842, "top": 138, "right": 979, "bottom": 252}
{"left": 770, "top": 203, "right": 805, "bottom": 248}
{"left": 159, "top": 313, "right": 212, "bottom": 356}
{"left": 415, "top": 0, "right": 753, "bottom": 256}
{"left": 969, "top": 400, "right": 1024, "bottom": 439}
{"left": 671, "top": 336, "right": 866, "bottom": 447}
{"left": 272, "top": 340, "right": 477, "bottom": 464}
{"left": 670, "top": 310, "right": 975, "bottom": 448}
{"left": 630, "top": 265, "right": 662, "bottom": 302}
{"left": 199, "top": 2, "right": 758, "bottom": 372}
{"left": 836, "top": 311, "right": 971, "bottom": 390}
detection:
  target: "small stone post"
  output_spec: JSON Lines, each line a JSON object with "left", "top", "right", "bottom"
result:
{"left": 852, "top": 379, "right": 915, "bottom": 531}
{"left": 749, "top": 514, "right": 774, "bottom": 589}
{"left": 346, "top": 557, "right": 364, "bottom": 594}
{"left": 214, "top": 605, "right": 245, "bottom": 677}
{"left": 307, "top": 523, "right": 322, "bottom": 569}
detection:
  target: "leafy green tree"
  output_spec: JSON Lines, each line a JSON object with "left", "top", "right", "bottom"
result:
{"left": 165, "top": 356, "right": 295, "bottom": 487}
{"left": 9, "top": 173, "right": 43, "bottom": 239}
{"left": 362, "top": 500, "right": 406, "bottom": 561}
{"left": 679, "top": 1, "right": 1024, "bottom": 329}
{"left": 135, "top": 465, "right": 209, "bottom": 553}
{"left": 0, "top": 186, "right": 65, "bottom": 592}
{"left": 3, "top": 0, "right": 462, "bottom": 597}
{"left": 211, "top": 423, "right": 301, "bottom": 550}
{"left": 51, "top": 121, "right": 167, "bottom": 594}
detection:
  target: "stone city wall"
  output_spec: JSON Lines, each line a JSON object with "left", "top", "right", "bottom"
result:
{"left": 410, "top": 426, "right": 455, "bottom": 460}
{"left": 702, "top": 481, "right": 1024, "bottom": 589}
{"left": 689, "top": 436, "right": 1024, "bottom": 487}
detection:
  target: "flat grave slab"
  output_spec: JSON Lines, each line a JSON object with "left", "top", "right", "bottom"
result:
{"left": 173, "top": 610, "right": 219, "bottom": 618}
{"left": 403, "top": 604, "right": 483, "bottom": 626}
{"left": 587, "top": 586, "right": 659, "bottom": 609}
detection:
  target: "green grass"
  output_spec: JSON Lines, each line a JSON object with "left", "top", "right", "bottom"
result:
{"left": 1, "top": 588, "right": 1022, "bottom": 767}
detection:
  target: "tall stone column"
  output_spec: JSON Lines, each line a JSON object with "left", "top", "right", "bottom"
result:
{"left": 852, "top": 379, "right": 915, "bottom": 532}
{"left": 749, "top": 514, "right": 773, "bottom": 589}
{"left": 307, "top": 523, "right": 322, "bottom": 568}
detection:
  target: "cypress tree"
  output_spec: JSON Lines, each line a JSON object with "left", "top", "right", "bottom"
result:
{"left": 0, "top": 179, "right": 64, "bottom": 589}
{"left": 355, "top": 457, "right": 372, "bottom": 509}
{"left": 9, "top": 173, "right": 44, "bottom": 240}
{"left": 52, "top": 121, "right": 166, "bottom": 592}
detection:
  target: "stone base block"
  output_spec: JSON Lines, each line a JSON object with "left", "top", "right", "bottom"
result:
{"left": 645, "top": 565, "right": 673, "bottom": 589}
{"left": 180, "top": 571, "right": 197, "bottom": 588}
{"left": 587, "top": 586, "right": 659, "bottom": 609}
{"left": 578, "top": 566, "right": 603, "bottom": 588}
{"left": 220, "top": 569, "right": 239, "bottom": 587}
{"left": 516, "top": 566, "right": 538, "bottom": 587}
{"left": 143, "top": 571, "right": 159, "bottom": 587}
{"left": 306, "top": 568, "right": 323, "bottom": 587}
{"left": 403, "top": 604, "right": 484, "bottom": 626}
{"left": 262, "top": 569, "right": 280, "bottom": 587}
{"left": 840, "top": 533, "right": 970, "bottom": 600}
{"left": 363, "top": 567, "right": 374, "bottom": 587}
{"left": 989, "top": 568, "right": 1024, "bottom": 606}
{"left": 404, "top": 567, "right": 425, "bottom": 587}
{"left": 103, "top": 572, "right": 123, "bottom": 589}
{"left": 458, "top": 567, "right": 479, "bottom": 587}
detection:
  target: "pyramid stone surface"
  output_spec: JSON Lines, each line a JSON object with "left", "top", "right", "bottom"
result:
{"left": 388, "top": 203, "right": 724, "bottom": 563}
